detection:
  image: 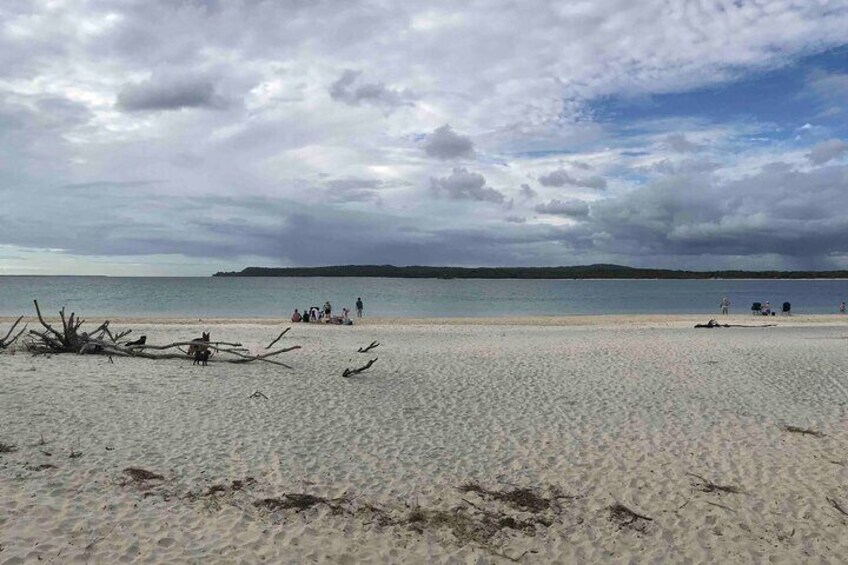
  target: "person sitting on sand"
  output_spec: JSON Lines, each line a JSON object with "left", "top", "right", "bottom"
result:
{"left": 323, "top": 301, "right": 332, "bottom": 322}
{"left": 291, "top": 309, "right": 302, "bottom": 323}
{"left": 762, "top": 301, "right": 771, "bottom": 315}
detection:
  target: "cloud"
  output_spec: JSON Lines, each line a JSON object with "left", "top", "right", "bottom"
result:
{"left": 329, "top": 70, "right": 414, "bottom": 108}
{"left": 538, "top": 169, "right": 607, "bottom": 190}
{"left": 577, "top": 163, "right": 848, "bottom": 261}
{"left": 423, "top": 124, "right": 474, "bottom": 159}
{"left": 664, "top": 133, "right": 701, "bottom": 153}
{"left": 2, "top": 2, "right": 848, "bottom": 273}
{"left": 430, "top": 168, "right": 505, "bottom": 203}
{"left": 504, "top": 215, "right": 526, "bottom": 223}
{"left": 116, "top": 74, "right": 228, "bottom": 112}
{"left": 807, "top": 139, "right": 848, "bottom": 165}
{"left": 638, "top": 159, "right": 721, "bottom": 176}
{"left": 323, "top": 177, "right": 384, "bottom": 203}
{"left": 534, "top": 199, "right": 590, "bottom": 218}
{"left": 519, "top": 183, "right": 537, "bottom": 200}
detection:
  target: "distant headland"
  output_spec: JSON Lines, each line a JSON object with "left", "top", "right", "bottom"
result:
{"left": 213, "top": 264, "right": 848, "bottom": 279}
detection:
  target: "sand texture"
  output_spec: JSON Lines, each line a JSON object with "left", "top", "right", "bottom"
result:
{"left": 1, "top": 316, "right": 848, "bottom": 563}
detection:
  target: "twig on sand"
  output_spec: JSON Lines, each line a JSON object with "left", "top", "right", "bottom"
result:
{"left": 609, "top": 503, "right": 653, "bottom": 524}
{"left": 704, "top": 500, "right": 737, "bottom": 513}
{"left": 249, "top": 391, "right": 269, "bottom": 400}
{"left": 343, "top": 358, "right": 378, "bottom": 378}
{"left": 609, "top": 502, "right": 653, "bottom": 534}
{"left": 784, "top": 425, "right": 825, "bottom": 437}
{"left": 265, "top": 327, "right": 291, "bottom": 349}
{"left": 357, "top": 341, "right": 380, "bottom": 353}
{"left": 827, "top": 497, "right": 848, "bottom": 517}
{"left": 687, "top": 472, "right": 744, "bottom": 494}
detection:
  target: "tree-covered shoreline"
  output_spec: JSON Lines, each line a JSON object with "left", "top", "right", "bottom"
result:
{"left": 213, "top": 265, "right": 848, "bottom": 279}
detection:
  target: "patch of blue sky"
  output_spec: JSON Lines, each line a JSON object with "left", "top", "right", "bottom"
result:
{"left": 586, "top": 47, "right": 848, "bottom": 136}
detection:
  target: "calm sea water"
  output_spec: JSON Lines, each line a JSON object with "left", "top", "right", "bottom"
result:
{"left": 2, "top": 276, "right": 848, "bottom": 318}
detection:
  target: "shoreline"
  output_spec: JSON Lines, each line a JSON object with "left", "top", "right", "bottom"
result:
{"left": 4, "top": 313, "right": 848, "bottom": 328}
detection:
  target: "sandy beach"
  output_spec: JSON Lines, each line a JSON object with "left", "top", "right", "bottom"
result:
{"left": 2, "top": 315, "right": 848, "bottom": 563}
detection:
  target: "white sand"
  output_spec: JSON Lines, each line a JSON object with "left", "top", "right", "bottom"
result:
{"left": 1, "top": 316, "right": 848, "bottom": 563}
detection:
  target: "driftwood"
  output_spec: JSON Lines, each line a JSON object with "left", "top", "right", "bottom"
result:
{"left": 687, "top": 472, "right": 744, "bottom": 494}
{"left": 28, "top": 300, "right": 129, "bottom": 354}
{"left": 103, "top": 341, "right": 301, "bottom": 369}
{"left": 784, "top": 425, "right": 825, "bottom": 437}
{"left": 343, "top": 358, "right": 378, "bottom": 378}
{"left": 357, "top": 340, "right": 380, "bottom": 353}
{"left": 0, "top": 316, "right": 27, "bottom": 349}
{"left": 694, "top": 319, "right": 777, "bottom": 329}
{"left": 23, "top": 299, "right": 301, "bottom": 368}
{"left": 827, "top": 497, "right": 848, "bottom": 517}
{"left": 265, "top": 327, "right": 291, "bottom": 349}
{"left": 609, "top": 503, "right": 652, "bottom": 532}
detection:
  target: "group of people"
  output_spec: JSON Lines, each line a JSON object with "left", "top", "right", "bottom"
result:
{"left": 721, "top": 297, "right": 784, "bottom": 316}
{"left": 291, "top": 297, "right": 364, "bottom": 325}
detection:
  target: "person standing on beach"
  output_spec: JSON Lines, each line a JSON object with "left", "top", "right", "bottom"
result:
{"left": 356, "top": 297, "right": 363, "bottom": 318}
{"left": 841, "top": 302, "right": 846, "bottom": 314}
{"left": 720, "top": 296, "right": 730, "bottom": 315}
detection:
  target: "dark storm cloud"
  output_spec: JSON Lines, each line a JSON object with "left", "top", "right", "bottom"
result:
{"left": 580, "top": 164, "right": 848, "bottom": 260}
{"left": 534, "top": 199, "right": 590, "bottom": 218}
{"left": 329, "top": 70, "right": 414, "bottom": 108}
{"left": 430, "top": 168, "right": 505, "bottom": 203}
{"left": 538, "top": 168, "right": 607, "bottom": 189}
{"left": 116, "top": 74, "right": 228, "bottom": 112}
{"left": 423, "top": 125, "right": 475, "bottom": 159}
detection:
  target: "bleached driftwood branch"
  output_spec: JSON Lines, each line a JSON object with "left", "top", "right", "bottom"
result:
{"left": 0, "top": 316, "right": 27, "bottom": 349}
{"left": 24, "top": 299, "right": 301, "bottom": 368}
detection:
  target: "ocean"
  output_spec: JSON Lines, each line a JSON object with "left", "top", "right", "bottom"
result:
{"left": 2, "top": 276, "right": 848, "bottom": 318}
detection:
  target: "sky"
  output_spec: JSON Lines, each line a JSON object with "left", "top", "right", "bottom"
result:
{"left": 1, "top": 1, "right": 848, "bottom": 275}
